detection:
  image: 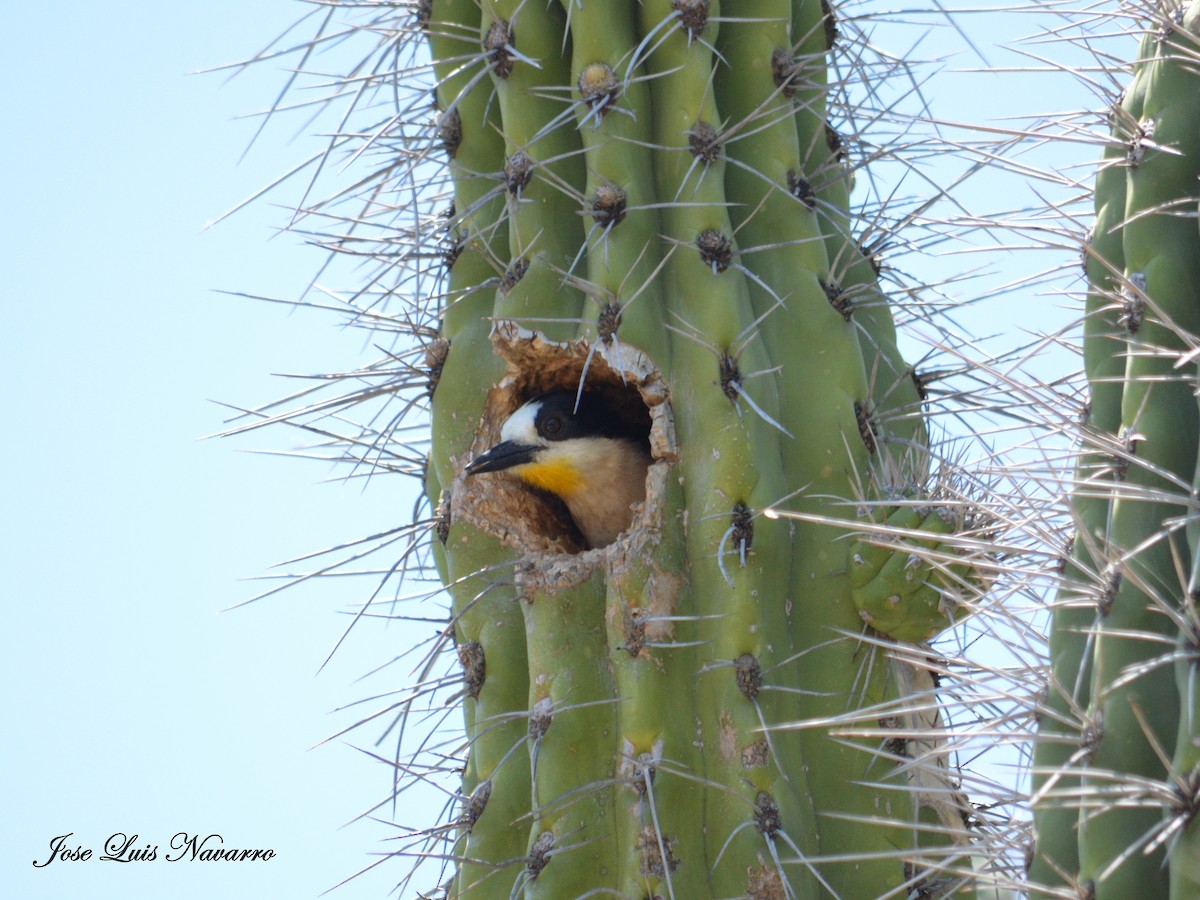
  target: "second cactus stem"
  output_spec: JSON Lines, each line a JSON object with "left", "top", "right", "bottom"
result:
{"left": 1030, "top": 4, "right": 1200, "bottom": 897}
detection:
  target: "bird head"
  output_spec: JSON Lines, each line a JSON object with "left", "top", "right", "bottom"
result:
{"left": 465, "top": 390, "right": 651, "bottom": 547}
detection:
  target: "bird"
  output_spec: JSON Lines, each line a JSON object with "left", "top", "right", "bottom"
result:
{"left": 465, "top": 390, "right": 651, "bottom": 549}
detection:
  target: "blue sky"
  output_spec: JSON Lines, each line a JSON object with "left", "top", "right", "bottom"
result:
{"left": 5, "top": 3, "right": 433, "bottom": 898}
{"left": 3, "top": 3, "right": 1102, "bottom": 899}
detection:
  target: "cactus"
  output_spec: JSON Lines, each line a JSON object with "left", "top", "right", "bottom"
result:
{"left": 422, "top": 2, "right": 998, "bottom": 895}
{"left": 1028, "top": 3, "right": 1200, "bottom": 896}
{"left": 221, "top": 0, "right": 1010, "bottom": 895}
{"left": 218, "top": 0, "right": 1200, "bottom": 898}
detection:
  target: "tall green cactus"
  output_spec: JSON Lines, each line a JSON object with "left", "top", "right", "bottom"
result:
{"left": 423, "top": 2, "right": 991, "bottom": 896}
{"left": 226, "top": 1, "right": 1200, "bottom": 898}
{"left": 1030, "top": 3, "right": 1200, "bottom": 896}
{"left": 215, "top": 0, "right": 1200, "bottom": 893}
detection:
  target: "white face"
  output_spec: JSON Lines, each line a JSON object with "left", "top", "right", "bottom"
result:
{"left": 499, "top": 398, "right": 542, "bottom": 445}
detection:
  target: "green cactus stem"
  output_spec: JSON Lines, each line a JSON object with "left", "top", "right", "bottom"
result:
{"left": 1032, "top": 5, "right": 1200, "bottom": 896}
{"left": 230, "top": 0, "right": 1008, "bottom": 896}
{"left": 422, "top": 1, "right": 990, "bottom": 894}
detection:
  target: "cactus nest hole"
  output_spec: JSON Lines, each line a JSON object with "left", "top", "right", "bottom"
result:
{"left": 454, "top": 321, "right": 675, "bottom": 563}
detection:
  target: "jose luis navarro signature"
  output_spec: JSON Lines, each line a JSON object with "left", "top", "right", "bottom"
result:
{"left": 33, "top": 832, "right": 276, "bottom": 866}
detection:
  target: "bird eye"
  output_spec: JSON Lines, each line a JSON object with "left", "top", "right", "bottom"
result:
{"left": 541, "top": 413, "right": 565, "bottom": 438}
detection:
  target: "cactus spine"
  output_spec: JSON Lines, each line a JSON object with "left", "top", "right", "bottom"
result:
{"left": 1030, "top": 3, "right": 1200, "bottom": 896}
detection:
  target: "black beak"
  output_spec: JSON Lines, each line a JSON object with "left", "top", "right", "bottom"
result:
{"left": 465, "top": 440, "right": 538, "bottom": 475}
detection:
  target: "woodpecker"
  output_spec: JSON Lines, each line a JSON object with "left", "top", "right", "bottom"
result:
{"left": 465, "top": 390, "right": 651, "bottom": 548}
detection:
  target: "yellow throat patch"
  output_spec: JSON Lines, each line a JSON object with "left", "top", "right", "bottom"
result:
{"left": 512, "top": 456, "right": 583, "bottom": 499}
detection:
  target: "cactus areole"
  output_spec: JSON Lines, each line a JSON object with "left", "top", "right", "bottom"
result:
{"left": 417, "top": 0, "right": 989, "bottom": 896}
